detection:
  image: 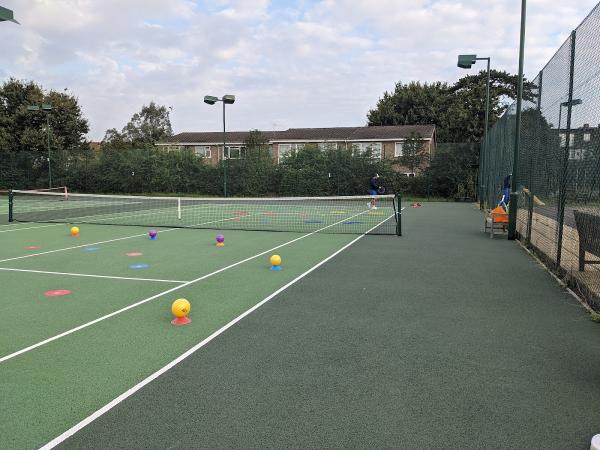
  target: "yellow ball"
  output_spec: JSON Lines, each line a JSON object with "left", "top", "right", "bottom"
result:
{"left": 70, "top": 226, "right": 80, "bottom": 236}
{"left": 270, "top": 254, "right": 282, "bottom": 266}
{"left": 171, "top": 298, "right": 191, "bottom": 318}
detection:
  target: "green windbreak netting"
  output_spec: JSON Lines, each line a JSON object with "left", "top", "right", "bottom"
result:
{"left": 480, "top": 2, "right": 600, "bottom": 309}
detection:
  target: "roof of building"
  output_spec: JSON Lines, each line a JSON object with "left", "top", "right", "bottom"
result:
{"left": 159, "top": 124, "right": 435, "bottom": 145}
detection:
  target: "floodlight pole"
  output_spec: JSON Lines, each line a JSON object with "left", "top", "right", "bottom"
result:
{"left": 27, "top": 104, "right": 53, "bottom": 188}
{"left": 204, "top": 94, "right": 235, "bottom": 197}
{"left": 223, "top": 100, "right": 227, "bottom": 197}
{"left": 481, "top": 57, "right": 491, "bottom": 209}
{"left": 457, "top": 54, "right": 491, "bottom": 209}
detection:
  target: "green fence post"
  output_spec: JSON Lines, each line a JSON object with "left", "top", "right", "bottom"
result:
{"left": 526, "top": 69, "right": 543, "bottom": 246}
{"left": 8, "top": 190, "right": 13, "bottom": 222}
{"left": 556, "top": 30, "right": 577, "bottom": 269}
{"left": 508, "top": 0, "right": 527, "bottom": 240}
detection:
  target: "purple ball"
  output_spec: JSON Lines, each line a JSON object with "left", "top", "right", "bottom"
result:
{"left": 216, "top": 234, "right": 225, "bottom": 243}
{"left": 149, "top": 230, "right": 158, "bottom": 238}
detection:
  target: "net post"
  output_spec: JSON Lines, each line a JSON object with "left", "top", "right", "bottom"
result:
{"left": 8, "top": 190, "right": 14, "bottom": 222}
{"left": 63, "top": 186, "right": 69, "bottom": 200}
{"left": 177, "top": 197, "right": 182, "bottom": 220}
{"left": 395, "top": 193, "right": 402, "bottom": 236}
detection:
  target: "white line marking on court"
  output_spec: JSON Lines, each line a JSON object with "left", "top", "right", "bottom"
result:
{"left": 0, "top": 214, "right": 254, "bottom": 265}
{"left": 0, "top": 267, "right": 187, "bottom": 283}
{"left": 0, "top": 232, "right": 153, "bottom": 264}
{"left": 0, "top": 223, "right": 63, "bottom": 233}
{"left": 39, "top": 213, "right": 393, "bottom": 450}
{"left": 0, "top": 211, "right": 367, "bottom": 364}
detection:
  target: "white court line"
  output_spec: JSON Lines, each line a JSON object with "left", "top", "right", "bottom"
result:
{"left": 39, "top": 213, "right": 394, "bottom": 450}
{"left": 0, "top": 213, "right": 254, "bottom": 265}
{"left": 0, "top": 267, "right": 187, "bottom": 284}
{"left": 0, "top": 223, "right": 63, "bottom": 233}
{"left": 0, "top": 210, "right": 367, "bottom": 364}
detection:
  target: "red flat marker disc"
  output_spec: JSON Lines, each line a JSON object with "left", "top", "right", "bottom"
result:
{"left": 126, "top": 252, "right": 143, "bottom": 256}
{"left": 44, "top": 289, "right": 71, "bottom": 297}
{"left": 25, "top": 246, "right": 41, "bottom": 250}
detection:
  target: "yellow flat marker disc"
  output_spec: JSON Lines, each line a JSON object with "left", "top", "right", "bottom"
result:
{"left": 331, "top": 211, "right": 346, "bottom": 214}
{"left": 368, "top": 211, "right": 384, "bottom": 215}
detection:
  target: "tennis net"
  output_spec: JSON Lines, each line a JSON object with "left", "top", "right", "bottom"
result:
{"left": 9, "top": 191, "right": 401, "bottom": 235}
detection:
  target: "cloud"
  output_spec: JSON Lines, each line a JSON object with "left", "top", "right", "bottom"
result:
{"left": 0, "top": 0, "right": 598, "bottom": 139}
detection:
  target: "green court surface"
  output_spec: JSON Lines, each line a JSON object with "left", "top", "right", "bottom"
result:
{"left": 1, "top": 203, "right": 599, "bottom": 449}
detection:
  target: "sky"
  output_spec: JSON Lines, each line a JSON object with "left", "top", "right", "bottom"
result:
{"left": 1, "top": 0, "right": 598, "bottom": 140}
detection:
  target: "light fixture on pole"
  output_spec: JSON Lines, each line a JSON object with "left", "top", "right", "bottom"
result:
{"left": 558, "top": 98, "right": 582, "bottom": 131}
{"left": 27, "top": 104, "right": 53, "bottom": 188}
{"left": 458, "top": 54, "right": 491, "bottom": 209}
{"left": 0, "top": 6, "right": 19, "bottom": 24}
{"left": 204, "top": 94, "right": 236, "bottom": 197}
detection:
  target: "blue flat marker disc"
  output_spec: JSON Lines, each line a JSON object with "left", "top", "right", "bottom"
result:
{"left": 128, "top": 264, "right": 149, "bottom": 269}
{"left": 343, "top": 221, "right": 363, "bottom": 225}
{"left": 82, "top": 247, "right": 99, "bottom": 251}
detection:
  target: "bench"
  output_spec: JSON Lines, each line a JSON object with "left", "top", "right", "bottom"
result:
{"left": 573, "top": 210, "right": 600, "bottom": 271}
{"left": 484, "top": 206, "right": 509, "bottom": 238}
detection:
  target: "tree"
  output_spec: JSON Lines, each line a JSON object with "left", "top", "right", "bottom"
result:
{"left": 103, "top": 101, "right": 173, "bottom": 147}
{"left": 243, "top": 129, "right": 271, "bottom": 160}
{"left": 424, "top": 143, "right": 480, "bottom": 197}
{"left": 367, "top": 71, "right": 536, "bottom": 143}
{"left": 0, "top": 78, "right": 89, "bottom": 189}
{"left": 0, "top": 78, "right": 89, "bottom": 154}
{"left": 398, "top": 132, "right": 428, "bottom": 174}
{"left": 227, "top": 130, "right": 277, "bottom": 196}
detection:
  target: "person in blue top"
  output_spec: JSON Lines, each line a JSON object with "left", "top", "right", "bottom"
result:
{"left": 368, "top": 174, "right": 382, "bottom": 209}
{"left": 500, "top": 173, "right": 511, "bottom": 209}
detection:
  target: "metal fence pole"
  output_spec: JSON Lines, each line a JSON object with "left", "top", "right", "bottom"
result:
{"left": 508, "top": 0, "right": 527, "bottom": 240}
{"left": 555, "top": 30, "right": 577, "bottom": 269}
{"left": 526, "top": 70, "right": 543, "bottom": 245}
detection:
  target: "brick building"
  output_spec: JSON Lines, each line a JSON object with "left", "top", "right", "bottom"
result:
{"left": 157, "top": 124, "right": 436, "bottom": 175}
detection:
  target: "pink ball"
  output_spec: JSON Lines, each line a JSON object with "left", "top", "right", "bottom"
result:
{"left": 216, "top": 234, "right": 224, "bottom": 243}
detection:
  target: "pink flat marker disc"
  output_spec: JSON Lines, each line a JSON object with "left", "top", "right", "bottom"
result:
{"left": 126, "top": 252, "right": 143, "bottom": 257}
{"left": 25, "top": 246, "right": 41, "bottom": 250}
{"left": 44, "top": 289, "right": 71, "bottom": 297}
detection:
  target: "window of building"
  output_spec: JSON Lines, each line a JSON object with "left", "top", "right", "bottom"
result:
{"left": 318, "top": 142, "right": 338, "bottom": 151}
{"left": 569, "top": 149, "right": 584, "bottom": 160}
{"left": 353, "top": 142, "right": 382, "bottom": 159}
{"left": 561, "top": 133, "right": 577, "bottom": 146}
{"left": 404, "top": 172, "right": 416, "bottom": 177}
{"left": 584, "top": 133, "right": 591, "bottom": 142}
{"left": 278, "top": 143, "right": 304, "bottom": 161}
{"left": 223, "top": 146, "right": 244, "bottom": 159}
{"left": 395, "top": 142, "right": 404, "bottom": 157}
{"left": 194, "top": 146, "right": 211, "bottom": 158}
{"left": 559, "top": 133, "right": 566, "bottom": 147}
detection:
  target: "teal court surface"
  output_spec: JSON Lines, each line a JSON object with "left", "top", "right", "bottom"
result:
{"left": 1, "top": 199, "right": 599, "bottom": 449}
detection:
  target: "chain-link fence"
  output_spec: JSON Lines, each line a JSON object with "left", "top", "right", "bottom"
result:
{"left": 481, "top": 2, "right": 600, "bottom": 310}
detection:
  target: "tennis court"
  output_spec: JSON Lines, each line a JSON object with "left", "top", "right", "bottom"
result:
{"left": 1, "top": 196, "right": 599, "bottom": 449}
